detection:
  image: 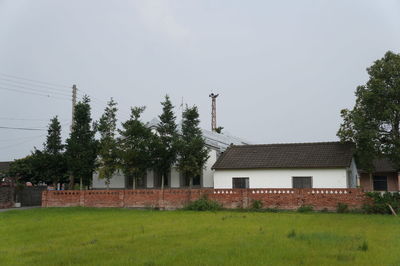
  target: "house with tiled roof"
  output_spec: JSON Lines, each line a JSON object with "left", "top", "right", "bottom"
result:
{"left": 212, "top": 142, "right": 358, "bottom": 189}
{"left": 359, "top": 158, "right": 400, "bottom": 192}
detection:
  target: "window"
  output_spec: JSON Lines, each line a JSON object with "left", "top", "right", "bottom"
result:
{"left": 292, "top": 177, "right": 312, "bottom": 189}
{"left": 232, "top": 178, "right": 249, "bottom": 189}
{"left": 373, "top": 176, "right": 387, "bottom": 191}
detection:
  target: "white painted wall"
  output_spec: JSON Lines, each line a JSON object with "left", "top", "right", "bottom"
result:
{"left": 92, "top": 170, "right": 126, "bottom": 189}
{"left": 213, "top": 168, "right": 349, "bottom": 189}
{"left": 202, "top": 149, "right": 217, "bottom": 188}
{"left": 171, "top": 167, "right": 180, "bottom": 188}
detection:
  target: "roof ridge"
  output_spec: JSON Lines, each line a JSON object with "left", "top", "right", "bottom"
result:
{"left": 229, "top": 141, "right": 349, "bottom": 148}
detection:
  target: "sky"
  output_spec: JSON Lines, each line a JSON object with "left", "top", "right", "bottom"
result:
{"left": 0, "top": 0, "right": 400, "bottom": 161}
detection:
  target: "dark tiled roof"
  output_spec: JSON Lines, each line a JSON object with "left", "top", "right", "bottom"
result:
{"left": 0, "top": 161, "right": 11, "bottom": 173}
{"left": 359, "top": 158, "right": 397, "bottom": 173}
{"left": 212, "top": 142, "right": 354, "bottom": 170}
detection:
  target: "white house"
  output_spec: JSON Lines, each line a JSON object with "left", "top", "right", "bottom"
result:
{"left": 92, "top": 118, "right": 249, "bottom": 189}
{"left": 212, "top": 142, "right": 358, "bottom": 189}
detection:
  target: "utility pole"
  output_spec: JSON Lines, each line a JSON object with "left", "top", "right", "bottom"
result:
{"left": 71, "top": 84, "right": 77, "bottom": 132}
{"left": 69, "top": 84, "right": 77, "bottom": 190}
{"left": 209, "top": 93, "right": 219, "bottom": 131}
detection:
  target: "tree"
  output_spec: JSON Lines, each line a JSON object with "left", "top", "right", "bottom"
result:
{"left": 177, "top": 105, "right": 209, "bottom": 188}
{"left": 153, "top": 95, "right": 179, "bottom": 189}
{"left": 338, "top": 51, "right": 400, "bottom": 172}
{"left": 118, "top": 107, "right": 155, "bottom": 189}
{"left": 43, "top": 116, "right": 68, "bottom": 186}
{"left": 97, "top": 98, "right": 119, "bottom": 189}
{"left": 65, "top": 96, "right": 98, "bottom": 189}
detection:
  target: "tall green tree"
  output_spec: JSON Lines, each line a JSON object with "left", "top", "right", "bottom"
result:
{"left": 153, "top": 95, "right": 179, "bottom": 189}
{"left": 338, "top": 51, "right": 400, "bottom": 172}
{"left": 177, "top": 105, "right": 209, "bottom": 187}
{"left": 97, "top": 98, "right": 118, "bottom": 189}
{"left": 66, "top": 96, "right": 98, "bottom": 189}
{"left": 42, "top": 116, "right": 67, "bottom": 186}
{"left": 118, "top": 107, "right": 155, "bottom": 189}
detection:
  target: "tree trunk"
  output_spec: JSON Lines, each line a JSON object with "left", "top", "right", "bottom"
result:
{"left": 80, "top": 177, "right": 83, "bottom": 190}
{"left": 161, "top": 174, "right": 164, "bottom": 190}
{"left": 189, "top": 176, "right": 193, "bottom": 189}
{"left": 69, "top": 174, "right": 74, "bottom": 190}
{"left": 132, "top": 176, "right": 136, "bottom": 189}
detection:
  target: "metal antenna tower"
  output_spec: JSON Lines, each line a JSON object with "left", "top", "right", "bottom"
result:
{"left": 209, "top": 93, "right": 219, "bottom": 131}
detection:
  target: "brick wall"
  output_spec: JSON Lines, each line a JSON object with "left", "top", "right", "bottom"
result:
{"left": 0, "top": 187, "right": 14, "bottom": 209}
{"left": 42, "top": 188, "right": 369, "bottom": 211}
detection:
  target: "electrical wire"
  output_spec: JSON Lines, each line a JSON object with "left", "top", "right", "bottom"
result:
{"left": 0, "top": 72, "right": 71, "bottom": 88}
{"left": 0, "top": 86, "right": 71, "bottom": 101}
{"left": 0, "top": 126, "right": 46, "bottom": 131}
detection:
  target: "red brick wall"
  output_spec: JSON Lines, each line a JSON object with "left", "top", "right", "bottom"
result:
{"left": 42, "top": 188, "right": 369, "bottom": 211}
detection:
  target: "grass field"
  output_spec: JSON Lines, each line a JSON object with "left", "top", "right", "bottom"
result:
{"left": 0, "top": 208, "right": 399, "bottom": 265}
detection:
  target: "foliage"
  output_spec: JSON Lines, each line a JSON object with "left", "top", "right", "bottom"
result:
{"left": 363, "top": 192, "right": 400, "bottom": 214}
{"left": 337, "top": 51, "right": 400, "bottom": 171}
{"left": 65, "top": 96, "right": 98, "bottom": 189}
{"left": 184, "top": 195, "right": 222, "bottom": 211}
{"left": 358, "top": 241, "right": 369, "bottom": 251}
{"left": 287, "top": 229, "right": 296, "bottom": 238}
{"left": 177, "top": 105, "right": 209, "bottom": 187}
{"left": 297, "top": 205, "right": 314, "bottom": 213}
{"left": 8, "top": 117, "right": 68, "bottom": 186}
{"left": 251, "top": 200, "right": 263, "bottom": 210}
{"left": 215, "top": 126, "right": 224, "bottom": 134}
{"left": 8, "top": 150, "right": 44, "bottom": 185}
{"left": 153, "top": 95, "right": 179, "bottom": 188}
{"left": 336, "top": 203, "right": 349, "bottom": 213}
{"left": 118, "top": 106, "right": 156, "bottom": 188}
{"left": 97, "top": 98, "right": 119, "bottom": 189}
{"left": 42, "top": 116, "right": 68, "bottom": 185}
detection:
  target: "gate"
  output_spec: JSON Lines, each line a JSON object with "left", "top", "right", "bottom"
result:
{"left": 17, "top": 187, "right": 47, "bottom": 206}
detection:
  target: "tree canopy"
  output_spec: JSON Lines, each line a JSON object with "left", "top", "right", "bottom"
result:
{"left": 97, "top": 98, "right": 119, "bottom": 189}
{"left": 338, "top": 51, "right": 400, "bottom": 172}
{"left": 177, "top": 105, "right": 209, "bottom": 187}
{"left": 66, "top": 96, "right": 98, "bottom": 189}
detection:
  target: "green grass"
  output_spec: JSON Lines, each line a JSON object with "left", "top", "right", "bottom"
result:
{"left": 1, "top": 208, "right": 400, "bottom": 265}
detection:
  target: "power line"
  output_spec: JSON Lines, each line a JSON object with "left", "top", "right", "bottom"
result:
{"left": 0, "top": 134, "right": 46, "bottom": 150}
{"left": 0, "top": 86, "right": 71, "bottom": 101}
{"left": 0, "top": 126, "right": 46, "bottom": 131}
{"left": 0, "top": 77, "right": 71, "bottom": 94}
{"left": 0, "top": 72, "right": 70, "bottom": 89}
{"left": 0, "top": 80, "right": 72, "bottom": 97}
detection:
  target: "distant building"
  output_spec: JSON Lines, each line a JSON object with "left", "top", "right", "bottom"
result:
{"left": 92, "top": 118, "right": 249, "bottom": 189}
{"left": 359, "top": 158, "right": 400, "bottom": 192}
{"left": 212, "top": 142, "right": 358, "bottom": 189}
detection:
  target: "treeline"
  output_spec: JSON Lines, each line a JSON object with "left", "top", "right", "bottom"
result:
{"left": 8, "top": 95, "right": 209, "bottom": 189}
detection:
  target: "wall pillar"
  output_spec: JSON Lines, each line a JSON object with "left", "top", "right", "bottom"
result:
{"left": 397, "top": 172, "right": 400, "bottom": 191}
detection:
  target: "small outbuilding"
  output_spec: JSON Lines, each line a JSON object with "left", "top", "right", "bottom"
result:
{"left": 359, "top": 158, "right": 400, "bottom": 192}
{"left": 212, "top": 142, "right": 358, "bottom": 189}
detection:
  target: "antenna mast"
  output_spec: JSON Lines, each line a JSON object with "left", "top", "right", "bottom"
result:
{"left": 209, "top": 93, "right": 219, "bottom": 131}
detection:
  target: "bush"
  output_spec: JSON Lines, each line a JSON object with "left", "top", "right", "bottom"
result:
{"left": 336, "top": 203, "right": 349, "bottom": 213}
{"left": 184, "top": 195, "right": 222, "bottom": 211}
{"left": 363, "top": 192, "right": 400, "bottom": 214}
{"left": 358, "top": 241, "right": 368, "bottom": 251}
{"left": 297, "top": 205, "right": 314, "bottom": 213}
{"left": 287, "top": 229, "right": 296, "bottom": 238}
{"left": 251, "top": 200, "right": 263, "bottom": 210}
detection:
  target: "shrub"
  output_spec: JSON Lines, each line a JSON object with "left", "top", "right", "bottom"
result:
{"left": 297, "top": 205, "right": 314, "bottom": 213}
{"left": 358, "top": 241, "right": 368, "bottom": 251}
{"left": 287, "top": 229, "right": 296, "bottom": 238}
{"left": 336, "top": 203, "right": 349, "bottom": 213}
{"left": 363, "top": 192, "right": 400, "bottom": 214}
{"left": 184, "top": 195, "right": 222, "bottom": 211}
{"left": 251, "top": 200, "right": 263, "bottom": 210}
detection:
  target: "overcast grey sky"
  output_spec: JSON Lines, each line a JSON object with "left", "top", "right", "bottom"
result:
{"left": 0, "top": 0, "right": 400, "bottom": 161}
